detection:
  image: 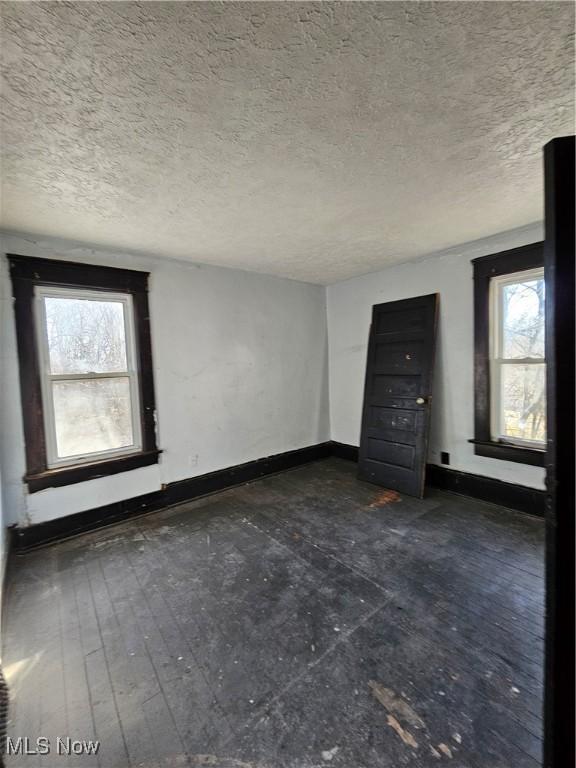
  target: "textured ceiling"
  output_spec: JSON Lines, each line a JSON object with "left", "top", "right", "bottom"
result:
{"left": 1, "top": 2, "right": 574, "bottom": 284}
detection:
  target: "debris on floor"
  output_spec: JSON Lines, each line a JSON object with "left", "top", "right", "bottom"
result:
{"left": 320, "top": 746, "right": 340, "bottom": 761}
{"left": 369, "top": 489, "right": 401, "bottom": 507}
{"left": 368, "top": 681, "right": 425, "bottom": 728}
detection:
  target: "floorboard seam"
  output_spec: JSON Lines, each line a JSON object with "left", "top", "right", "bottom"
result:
{"left": 227, "top": 600, "right": 390, "bottom": 745}
{"left": 82, "top": 560, "right": 133, "bottom": 767}
{"left": 127, "top": 518, "right": 241, "bottom": 746}
{"left": 97, "top": 552, "right": 189, "bottom": 762}
{"left": 241, "top": 507, "right": 544, "bottom": 735}
{"left": 250, "top": 503, "right": 545, "bottom": 640}
{"left": 3, "top": 459, "right": 544, "bottom": 768}
{"left": 240, "top": 515, "right": 394, "bottom": 603}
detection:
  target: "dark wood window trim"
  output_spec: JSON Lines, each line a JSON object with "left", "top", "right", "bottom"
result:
{"left": 8, "top": 254, "right": 160, "bottom": 492}
{"left": 470, "top": 241, "right": 546, "bottom": 467}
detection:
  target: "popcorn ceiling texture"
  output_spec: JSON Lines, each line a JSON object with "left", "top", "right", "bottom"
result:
{"left": 1, "top": 1, "right": 574, "bottom": 284}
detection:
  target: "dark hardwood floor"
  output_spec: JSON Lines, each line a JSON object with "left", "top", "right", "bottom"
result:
{"left": 3, "top": 458, "right": 544, "bottom": 767}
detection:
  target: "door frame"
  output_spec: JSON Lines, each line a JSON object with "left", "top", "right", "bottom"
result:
{"left": 543, "top": 136, "right": 575, "bottom": 767}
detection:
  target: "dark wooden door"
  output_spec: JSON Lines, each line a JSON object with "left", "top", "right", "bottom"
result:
{"left": 358, "top": 293, "right": 439, "bottom": 498}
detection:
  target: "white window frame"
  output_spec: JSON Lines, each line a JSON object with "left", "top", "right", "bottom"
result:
{"left": 489, "top": 266, "right": 546, "bottom": 448}
{"left": 34, "top": 286, "right": 142, "bottom": 468}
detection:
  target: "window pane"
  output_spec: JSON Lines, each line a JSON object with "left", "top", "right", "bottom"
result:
{"left": 44, "top": 296, "right": 128, "bottom": 374}
{"left": 52, "top": 378, "right": 134, "bottom": 458}
{"left": 502, "top": 277, "right": 545, "bottom": 359}
{"left": 501, "top": 363, "right": 546, "bottom": 443}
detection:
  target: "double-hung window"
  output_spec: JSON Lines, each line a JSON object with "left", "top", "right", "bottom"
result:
{"left": 472, "top": 242, "right": 546, "bottom": 466}
{"left": 35, "top": 287, "right": 142, "bottom": 467}
{"left": 489, "top": 268, "right": 546, "bottom": 447}
{"left": 9, "top": 255, "right": 160, "bottom": 491}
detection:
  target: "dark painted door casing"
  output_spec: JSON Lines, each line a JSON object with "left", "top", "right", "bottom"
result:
{"left": 358, "top": 294, "right": 439, "bottom": 498}
{"left": 543, "top": 136, "right": 575, "bottom": 768}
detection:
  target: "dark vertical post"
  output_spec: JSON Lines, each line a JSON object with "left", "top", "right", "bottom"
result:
{"left": 543, "top": 135, "right": 575, "bottom": 767}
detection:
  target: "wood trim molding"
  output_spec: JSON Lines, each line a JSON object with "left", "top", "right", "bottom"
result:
{"left": 8, "top": 254, "right": 149, "bottom": 293}
{"left": 467, "top": 439, "right": 545, "bottom": 467}
{"left": 11, "top": 441, "right": 545, "bottom": 551}
{"left": 8, "top": 254, "right": 159, "bottom": 491}
{"left": 330, "top": 441, "right": 360, "bottom": 462}
{"left": 543, "top": 135, "right": 575, "bottom": 768}
{"left": 471, "top": 242, "right": 545, "bottom": 467}
{"left": 11, "top": 442, "right": 332, "bottom": 551}
{"left": 425, "top": 463, "right": 545, "bottom": 517}
{"left": 25, "top": 450, "right": 162, "bottom": 493}
{"left": 11, "top": 271, "right": 47, "bottom": 476}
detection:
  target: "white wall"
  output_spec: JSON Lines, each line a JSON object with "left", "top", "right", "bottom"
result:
{"left": 0, "top": 233, "right": 330, "bottom": 527}
{"left": 0, "top": 222, "right": 547, "bottom": 531}
{"left": 327, "top": 223, "right": 546, "bottom": 490}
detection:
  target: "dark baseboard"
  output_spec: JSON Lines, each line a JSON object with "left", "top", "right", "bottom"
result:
{"left": 12, "top": 442, "right": 332, "bottom": 551}
{"left": 12, "top": 439, "right": 545, "bottom": 551}
{"left": 331, "top": 441, "right": 545, "bottom": 517}
{"left": 164, "top": 442, "right": 332, "bottom": 506}
{"left": 425, "top": 464, "right": 545, "bottom": 517}
{"left": 330, "top": 441, "right": 359, "bottom": 462}
{"left": 11, "top": 488, "right": 167, "bottom": 551}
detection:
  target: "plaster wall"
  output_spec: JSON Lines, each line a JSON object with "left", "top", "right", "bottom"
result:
{"left": 0, "top": 233, "right": 330, "bottom": 527}
{"left": 0, "top": 223, "right": 548, "bottom": 531}
{"left": 326, "top": 223, "right": 546, "bottom": 490}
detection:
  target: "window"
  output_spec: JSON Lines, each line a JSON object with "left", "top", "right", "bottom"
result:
{"left": 9, "top": 255, "right": 160, "bottom": 491}
{"left": 490, "top": 268, "right": 546, "bottom": 447}
{"left": 471, "top": 242, "right": 546, "bottom": 466}
{"left": 36, "top": 287, "right": 142, "bottom": 466}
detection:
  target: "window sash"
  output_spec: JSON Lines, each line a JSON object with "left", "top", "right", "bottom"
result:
{"left": 34, "top": 286, "right": 142, "bottom": 468}
{"left": 489, "top": 267, "right": 546, "bottom": 447}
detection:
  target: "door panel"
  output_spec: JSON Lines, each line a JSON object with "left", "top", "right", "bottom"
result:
{"left": 373, "top": 341, "right": 425, "bottom": 373}
{"left": 358, "top": 294, "right": 439, "bottom": 498}
{"left": 365, "top": 439, "right": 415, "bottom": 469}
{"left": 372, "top": 374, "right": 420, "bottom": 399}
{"left": 367, "top": 406, "right": 417, "bottom": 441}
{"left": 375, "top": 307, "right": 427, "bottom": 334}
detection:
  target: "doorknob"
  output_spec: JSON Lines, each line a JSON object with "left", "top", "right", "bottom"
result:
{"left": 416, "top": 397, "right": 426, "bottom": 405}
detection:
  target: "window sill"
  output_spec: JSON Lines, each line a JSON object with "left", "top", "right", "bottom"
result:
{"left": 468, "top": 439, "right": 545, "bottom": 467}
{"left": 25, "top": 449, "right": 162, "bottom": 493}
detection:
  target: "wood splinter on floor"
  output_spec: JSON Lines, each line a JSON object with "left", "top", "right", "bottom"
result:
{"left": 368, "top": 681, "right": 425, "bottom": 728}
{"left": 437, "top": 743, "right": 453, "bottom": 758}
{"left": 369, "top": 681, "right": 455, "bottom": 759}
{"left": 369, "top": 681, "right": 424, "bottom": 749}
{"left": 386, "top": 715, "right": 418, "bottom": 748}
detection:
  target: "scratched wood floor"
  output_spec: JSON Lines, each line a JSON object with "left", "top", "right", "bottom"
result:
{"left": 3, "top": 458, "right": 544, "bottom": 768}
